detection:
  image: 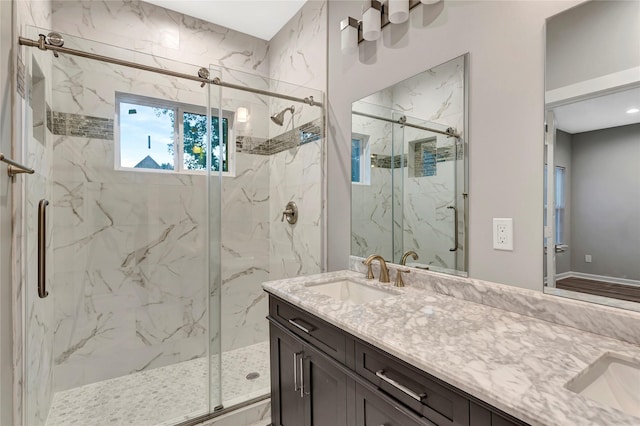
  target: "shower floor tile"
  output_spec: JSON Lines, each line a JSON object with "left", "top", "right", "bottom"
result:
{"left": 45, "top": 341, "right": 270, "bottom": 426}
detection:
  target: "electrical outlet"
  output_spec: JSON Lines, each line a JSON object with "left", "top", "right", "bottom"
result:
{"left": 585, "top": 254, "right": 592, "bottom": 263}
{"left": 493, "top": 218, "right": 513, "bottom": 251}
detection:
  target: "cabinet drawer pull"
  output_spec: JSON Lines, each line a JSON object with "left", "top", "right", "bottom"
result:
{"left": 376, "top": 369, "right": 427, "bottom": 402}
{"left": 293, "top": 351, "right": 302, "bottom": 392}
{"left": 288, "top": 318, "right": 314, "bottom": 334}
{"left": 299, "top": 354, "right": 305, "bottom": 398}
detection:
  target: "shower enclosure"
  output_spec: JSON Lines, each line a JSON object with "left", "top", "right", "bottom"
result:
{"left": 351, "top": 101, "right": 463, "bottom": 273}
{"left": 19, "top": 27, "right": 323, "bottom": 426}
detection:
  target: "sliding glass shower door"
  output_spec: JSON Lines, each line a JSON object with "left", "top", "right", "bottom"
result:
{"left": 22, "top": 28, "right": 221, "bottom": 426}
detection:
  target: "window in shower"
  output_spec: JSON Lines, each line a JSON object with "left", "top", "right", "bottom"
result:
{"left": 116, "top": 93, "right": 234, "bottom": 175}
{"left": 351, "top": 134, "right": 371, "bottom": 184}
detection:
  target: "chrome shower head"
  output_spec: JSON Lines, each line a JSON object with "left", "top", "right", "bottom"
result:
{"left": 270, "top": 105, "right": 295, "bottom": 126}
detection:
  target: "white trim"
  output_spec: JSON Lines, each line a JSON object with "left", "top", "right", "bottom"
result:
{"left": 545, "top": 66, "right": 640, "bottom": 108}
{"left": 555, "top": 271, "right": 640, "bottom": 289}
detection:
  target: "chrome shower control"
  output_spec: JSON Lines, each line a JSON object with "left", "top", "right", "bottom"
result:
{"left": 281, "top": 201, "right": 298, "bottom": 224}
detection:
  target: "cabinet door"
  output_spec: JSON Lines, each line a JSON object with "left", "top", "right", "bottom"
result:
{"left": 270, "top": 323, "right": 305, "bottom": 426}
{"left": 303, "top": 342, "right": 351, "bottom": 426}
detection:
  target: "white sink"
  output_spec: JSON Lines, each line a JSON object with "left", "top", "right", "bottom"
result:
{"left": 566, "top": 354, "right": 640, "bottom": 417}
{"left": 307, "top": 280, "right": 398, "bottom": 304}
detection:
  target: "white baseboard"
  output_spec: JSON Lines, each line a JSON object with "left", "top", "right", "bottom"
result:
{"left": 556, "top": 271, "right": 640, "bottom": 288}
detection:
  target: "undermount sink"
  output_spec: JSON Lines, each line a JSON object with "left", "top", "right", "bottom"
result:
{"left": 307, "top": 280, "right": 398, "bottom": 304}
{"left": 566, "top": 353, "right": 640, "bottom": 418}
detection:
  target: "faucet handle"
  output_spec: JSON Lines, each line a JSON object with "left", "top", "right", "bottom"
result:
{"left": 395, "top": 269, "right": 410, "bottom": 287}
{"left": 362, "top": 260, "right": 375, "bottom": 279}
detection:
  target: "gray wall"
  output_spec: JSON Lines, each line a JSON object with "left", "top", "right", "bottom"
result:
{"left": 328, "top": 0, "right": 581, "bottom": 290}
{"left": 0, "top": 1, "right": 13, "bottom": 424}
{"left": 554, "top": 130, "right": 572, "bottom": 274}
{"left": 570, "top": 123, "right": 640, "bottom": 280}
{"left": 546, "top": 0, "right": 640, "bottom": 91}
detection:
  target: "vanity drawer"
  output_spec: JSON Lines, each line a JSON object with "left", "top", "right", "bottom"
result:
{"left": 356, "top": 382, "right": 435, "bottom": 426}
{"left": 355, "top": 341, "right": 470, "bottom": 426}
{"left": 269, "top": 296, "right": 347, "bottom": 363}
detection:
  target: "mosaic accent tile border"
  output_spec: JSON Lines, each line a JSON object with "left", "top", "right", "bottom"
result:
{"left": 371, "top": 144, "right": 459, "bottom": 170}
{"left": 49, "top": 111, "right": 114, "bottom": 140}
{"left": 17, "top": 55, "right": 25, "bottom": 99}
{"left": 237, "top": 118, "right": 322, "bottom": 156}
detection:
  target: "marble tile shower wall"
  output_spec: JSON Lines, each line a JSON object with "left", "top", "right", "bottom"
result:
{"left": 395, "top": 57, "right": 464, "bottom": 270}
{"left": 49, "top": 52, "right": 211, "bottom": 392}
{"left": 351, "top": 115, "right": 393, "bottom": 260}
{"left": 40, "top": 0, "right": 324, "bottom": 390}
{"left": 15, "top": 2, "right": 55, "bottom": 425}
{"left": 267, "top": 1, "right": 327, "bottom": 281}
{"left": 350, "top": 58, "right": 464, "bottom": 268}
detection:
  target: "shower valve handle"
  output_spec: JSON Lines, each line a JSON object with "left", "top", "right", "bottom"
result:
{"left": 281, "top": 201, "right": 298, "bottom": 224}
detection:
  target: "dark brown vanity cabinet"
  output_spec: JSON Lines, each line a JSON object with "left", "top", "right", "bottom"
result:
{"left": 268, "top": 296, "right": 528, "bottom": 426}
{"left": 269, "top": 323, "right": 351, "bottom": 426}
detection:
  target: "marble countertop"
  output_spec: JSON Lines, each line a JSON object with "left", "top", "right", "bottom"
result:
{"left": 262, "top": 270, "right": 640, "bottom": 426}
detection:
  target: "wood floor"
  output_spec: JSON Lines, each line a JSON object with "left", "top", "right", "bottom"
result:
{"left": 556, "top": 277, "right": 640, "bottom": 304}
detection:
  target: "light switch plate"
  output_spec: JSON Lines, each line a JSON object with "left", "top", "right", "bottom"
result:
{"left": 493, "top": 218, "right": 513, "bottom": 251}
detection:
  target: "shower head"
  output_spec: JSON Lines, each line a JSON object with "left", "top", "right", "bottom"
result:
{"left": 270, "top": 105, "right": 295, "bottom": 126}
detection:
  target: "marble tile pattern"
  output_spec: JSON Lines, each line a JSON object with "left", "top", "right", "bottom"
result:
{"left": 51, "top": 0, "right": 271, "bottom": 78}
{"left": 268, "top": 0, "right": 327, "bottom": 280}
{"left": 263, "top": 270, "right": 640, "bottom": 426}
{"left": 22, "top": 46, "right": 56, "bottom": 426}
{"left": 350, "top": 57, "right": 465, "bottom": 268}
{"left": 350, "top": 256, "right": 640, "bottom": 347}
{"left": 16, "top": 2, "right": 326, "bottom": 425}
{"left": 351, "top": 101, "right": 395, "bottom": 260}
{"left": 45, "top": 341, "right": 270, "bottom": 426}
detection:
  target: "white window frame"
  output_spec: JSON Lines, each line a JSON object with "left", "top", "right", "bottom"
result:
{"left": 115, "top": 92, "right": 236, "bottom": 177}
{"left": 351, "top": 133, "right": 371, "bottom": 185}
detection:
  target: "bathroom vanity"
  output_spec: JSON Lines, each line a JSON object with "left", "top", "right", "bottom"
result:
{"left": 268, "top": 295, "right": 524, "bottom": 426}
{"left": 263, "top": 270, "right": 640, "bottom": 426}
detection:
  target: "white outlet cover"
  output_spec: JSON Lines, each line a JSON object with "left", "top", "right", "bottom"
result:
{"left": 493, "top": 218, "right": 513, "bottom": 251}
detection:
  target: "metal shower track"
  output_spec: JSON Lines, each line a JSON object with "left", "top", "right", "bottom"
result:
{"left": 18, "top": 34, "right": 323, "bottom": 107}
{"left": 351, "top": 110, "right": 459, "bottom": 138}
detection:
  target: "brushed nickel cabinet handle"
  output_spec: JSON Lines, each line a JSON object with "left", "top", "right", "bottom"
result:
{"left": 288, "top": 318, "right": 314, "bottom": 334}
{"left": 376, "top": 369, "right": 426, "bottom": 402}
{"left": 293, "top": 351, "right": 302, "bottom": 392}
{"left": 38, "top": 199, "right": 49, "bottom": 298}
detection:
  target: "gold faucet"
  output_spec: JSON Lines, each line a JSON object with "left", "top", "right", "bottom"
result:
{"left": 395, "top": 269, "right": 410, "bottom": 287}
{"left": 362, "top": 254, "right": 390, "bottom": 283}
{"left": 401, "top": 250, "right": 418, "bottom": 266}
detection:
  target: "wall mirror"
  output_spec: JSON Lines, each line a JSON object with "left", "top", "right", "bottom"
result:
{"left": 351, "top": 54, "right": 468, "bottom": 276}
{"left": 544, "top": 0, "right": 640, "bottom": 311}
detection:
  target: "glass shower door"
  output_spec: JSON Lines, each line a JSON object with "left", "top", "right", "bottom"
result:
{"left": 399, "top": 115, "right": 460, "bottom": 271}
{"left": 22, "top": 28, "right": 220, "bottom": 426}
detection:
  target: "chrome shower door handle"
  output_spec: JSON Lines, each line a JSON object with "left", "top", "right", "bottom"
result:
{"left": 38, "top": 199, "right": 49, "bottom": 298}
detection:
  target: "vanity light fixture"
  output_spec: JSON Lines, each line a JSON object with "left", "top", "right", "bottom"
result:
{"left": 388, "top": 0, "right": 409, "bottom": 24}
{"left": 341, "top": 17, "right": 359, "bottom": 54}
{"left": 362, "top": 1, "right": 382, "bottom": 41}
{"left": 236, "top": 107, "right": 248, "bottom": 123}
{"left": 341, "top": 0, "right": 441, "bottom": 54}
{"left": 626, "top": 108, "right": 640, "bottom": 114}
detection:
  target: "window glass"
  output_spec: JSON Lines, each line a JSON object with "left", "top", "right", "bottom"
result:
{"left": 351, "top": 138, "right": 361, "bottom": 183}
{"left": 119, "top": 102, "right": 174, "bottom": 170}
{"left": 182, "top": 113, "right": 228, "bottom": 172}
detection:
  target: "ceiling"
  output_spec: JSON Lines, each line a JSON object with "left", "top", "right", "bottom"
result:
{"left": 553, "top": 87, "right": 640, "bottom": 134}
{"left": 144, "top": 0, "right": 308, "bottom": 41}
